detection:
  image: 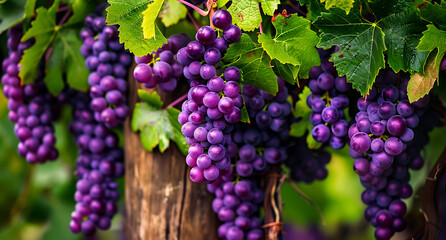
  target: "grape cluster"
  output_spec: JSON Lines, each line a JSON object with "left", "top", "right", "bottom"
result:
{"left": 68, "top": 91, "right": 124, "bottom": 236}
{"left": 348, "top": 71, "right": 430, "bottom": 240}
{"left": 285, "top": 137, "right": 331, "bottom": 183}
{"left": 178, "top": 10, "right": 243, "bottom": 182}
{"left": 207, "top": 169, "right": 264, "bottom": 240}
{"left": 81, "top": 14, "right": 132, "bottom": 128}
{"left": 307, "top": 48, "right": 351, "bottom": 150}
{"left": 1, "top": 24, "right": 59, "bottom": 164}
{"left": 231, "top": 78, "right": 291, "bottom": 177}
{"left": 133, "top": 34, "right": 191, "bottom": 91}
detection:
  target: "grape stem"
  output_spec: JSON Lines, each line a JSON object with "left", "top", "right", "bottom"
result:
{"left": 258, "top": 3, "right": 264, "bottom": 34}
{"left": 285, "top": 178, "right": 326, "bottom": 225}
{"left": 58, "top": 8, "right": 72, "bottom": 26}
{"left": 9, "top": 165, "right": 36, "bottom": 224}
{"left": 187, "top": 11, "right": 200, "bottom": 31}
{"left": 176, "top": 0, "right": 209, "bottom": 16}
{"left": 286, "top": 2, "right": 307, "bottom": 17}
{"left": 165, "top": 93, "right": 188, "bottom": 109}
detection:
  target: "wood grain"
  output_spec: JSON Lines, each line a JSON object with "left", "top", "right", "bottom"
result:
{"left": 124, "top": 75, "right": 218, "bottom": 240}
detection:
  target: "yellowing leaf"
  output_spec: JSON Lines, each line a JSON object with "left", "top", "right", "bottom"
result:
{"left": 159, "top": 0, "right": 187, "bottom": 27}
{"left": 407, "top": 53, "right": 439, "bottom": 103}
{"left": 142, "top": 0, "right": 165, "bottom": 39}
{"left": 321, "top": 0, "right": 354, "bottom": 14}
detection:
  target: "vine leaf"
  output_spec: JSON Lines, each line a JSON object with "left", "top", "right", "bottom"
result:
{"left": 159, "top": 0, "right": 187, "bottom": 27}
{"left": 65, "top": 0, "right": 95, "bottom": 26}
{"left": 272, "top": 60, "right": 299, "bottom": 85}
{"left": 142, "top": 0, "right": 164, "bottom": 39}
{"left": 258, "top": 13, "right": 320, "bottom": 79}
{"left": 378, "top": 8, "right": 428, "bottom": 74}
{"left": 407, "top": 52, "right": 438, "bottom": 103}
{"left": 408, "top": 24, "right": 446, "bottom": 102}
{"left": 106, "top": 0, "right": 167, "bottom": 57}
{"left": 289, "top": 87, "right": 312, "bottom": 137}
{"left": 137, "top": 90, "right": 163, "bottom": 109}
{"left": 19, "top": 0, "right": 60, "bottom": 84}
{"left": 44, "top": 39, "right": 64, "bottom": 95}
{"left": 418, "top": 0, "right": 446, "bottom": 30}
{"left": 320, "top": 0, "right": 354, "bottom": 14}
{"left": 228, "top": 0, "right": 261, "bottom": 31}
{"left": 300, "top": 0, "right": 329, "bottom": 21}
{"left": 57, "top": 30, "right": 90, "bottom": 91}
{"left": 131, "top": 92, "right": 188, "bottom": 155}
{"left": 259, "top": 0, "right": 280, "bottom": 16}
{"left": 0, "top": 0, "right": 27, "bottom": 33}
{"left": 222, "top": 34, "right": 278, "bottom": 94}
{"left": 417, "top": 25, "right": 446, "bottom": 79}
{"left": 313, "top": 7, "right": 386, "bottom": 96}
{"left": 218, "top": 0, "right": 230, "bottom": 8}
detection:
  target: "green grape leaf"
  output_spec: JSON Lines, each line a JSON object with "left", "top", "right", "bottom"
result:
{"left": 258, "top": 13, "right": 320, "bottom": 78}
{"left": 320, "top": 0, "right": 354, "bottom": 14}
{"left": 56, "top": 29, "right": 90, "bottom": 91}
{"left": 378, "top": 8, "right": 428, "bottom": 74}
{"left": 131, "top": 100, "right": 186, "bottom": 154}
{"left": 417, "top": 25, "right": 446, "bottom": 80}
{"left": 19, "top": 0, "right": 60, "bottom": 84}
{"left": 408, "top": 24, "right": 446, "bottom": 102}
{"left": 313, "top": 7, "right": 386, "bottom": 96}
{"left": 272, "top": 59, "right": 299, "bottom": 85}
{"left": 407, "top": 52, "right": 439, "bottom": 103}
{"left": 43, "top": 38, "right": 64, "bottom": 95}
{"left": 218, "top": 0, "right": 230, "bottom": 8}
{"left": 166, "top": 106, "right": 188, "bottom": 155}
{"left": 307, "top": 133, "right": 322, "bottom": 149}
{"left": 228, "top": 0, "right": 261, "bottom": 31}
{"left": 222, "top": 34, "right": 278, "bottom": 94}
{"left": 106, "top": 0, "right": 167, "bottom": 57}
{"left": 240, "top": 106, "right": 250, "bottom": 123}
{"left": 0, "top": 0, "right": 27, "bottom": 33}
{"left": 289, "top": 122, "right": 307, "bottom": 137}
{"left": 300, "top": 0, "right": 329, "bottom": 21}
{"left": 367, "top": 0, "right": 421, "bottom": 21}
{"left": 159, "top": 0, "right": 187, "bottom": 27}
{"left": 137, "top": 90, "right": 163, "bottom": 109}
{"left": 418, "top": 0, "right": 446, "bottom": 30}
{"left": 24, "top": 0, "right": 37, "bottom": 22}
{"left": 259, "top": 0, "right": 280, "bottom": 16}
{"left": 142, "top": 0, "right": 164, "bottom": 39}
{"left": 289, "top": 87, "right": 313, "bottom": 138}
{"left": 65, "top": 0, "right": 95, "bottom": 26}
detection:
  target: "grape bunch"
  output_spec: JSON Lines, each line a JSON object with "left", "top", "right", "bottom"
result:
{"left": 1, "top": 24, "right": 59, "bottom": 164}
{"left": 81, "top": 14, "right": 132, "bottom": 128}
{"left": 231, "top": 78, "right": 291, "bottom": 177}
{"left": 207, "top": 169, "right": 264, "bottom": 240}
{"left": 285, "top": 137, "right": 331, "bottom": 183}
{"left": 178, "top": 10, "right": 243, "bottom": 182}
{"left": 307, "top": 48, "right": 351, "bottom": 150}
{"left": 133, "top": 33, "right": 191, "bottom": 92}
{"left": 348, "top": 71, "right": 430, "bottom": 240}
{"left": 68, "top": 91, "right": 124, "bottom": 236}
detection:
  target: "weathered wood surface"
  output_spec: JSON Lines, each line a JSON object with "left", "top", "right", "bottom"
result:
{"left": 124, "top": 78, "right": 218, "bottom": 240}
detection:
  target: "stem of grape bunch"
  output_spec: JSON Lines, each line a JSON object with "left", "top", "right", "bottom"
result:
{"left": 258, "top": 3, "right": 264, "bottom": 34}
{"left": 176, "top": 0, "right": 209, "bottom": 16}
{"left": 187, "top": 11, "right": 201, "bottom": 31}
{"left": 165, "top": 93, "right": 188, "bottom": 109}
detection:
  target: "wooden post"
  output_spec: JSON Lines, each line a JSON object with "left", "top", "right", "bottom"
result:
{"left": 124, "top": 78, "right": 218, "bottom": 240}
